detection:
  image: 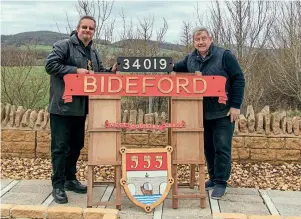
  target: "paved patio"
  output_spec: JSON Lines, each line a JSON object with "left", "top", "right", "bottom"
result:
{"left": 1, "top": 179, "right": 301, "bottom": 219}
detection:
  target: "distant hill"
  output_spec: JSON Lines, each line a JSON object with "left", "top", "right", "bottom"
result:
{"left": 1, "top": 31, "right": 184, "bottom": 52}
{"left": 1, "top": 31, "right": 108, "bottom": 47}
{"left": 1, "top": 31, "right": 70, "bottom": 47}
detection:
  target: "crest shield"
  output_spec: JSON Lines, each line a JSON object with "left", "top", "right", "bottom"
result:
{"left": 120, "top": 146, "right": 174, "bottom": 212}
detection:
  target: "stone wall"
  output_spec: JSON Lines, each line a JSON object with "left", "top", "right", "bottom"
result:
{"left": 1, "top": 104, "right": 301, "bottom": 163}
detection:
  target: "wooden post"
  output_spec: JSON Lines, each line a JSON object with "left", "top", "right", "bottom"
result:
{"left": 190, "top": 164, "right": 196, "bottom": 189}
{"left": 87, "top": 165, "right": 93, "bottom": 208}
{"left": 170, "top": 71, "right": 206, "bottom": 209}
{"left": 86, "top": 95, "right": 122, "bottom": 209}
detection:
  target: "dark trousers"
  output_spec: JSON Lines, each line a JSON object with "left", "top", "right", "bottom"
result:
{"left": 50, "top": 113, "right": 86, "bottom": 189}
{"left": 204, "top": 116, "right": 234, "bottom": 185}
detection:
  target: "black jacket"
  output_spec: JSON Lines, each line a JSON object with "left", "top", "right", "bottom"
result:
{"left": 45, "top": 33, "right": 111, "bottom": 116}
{"left": 174, "top": 43, "right": 245, "bottom": 120}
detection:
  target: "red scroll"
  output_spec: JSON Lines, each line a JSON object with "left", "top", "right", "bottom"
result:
{"left": 62, "top": 74, "right": 227, "bottom": 104}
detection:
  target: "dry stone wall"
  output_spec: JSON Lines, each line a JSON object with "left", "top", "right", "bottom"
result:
{"left": 1, "top": 104, "right": 300, "bottom": 163}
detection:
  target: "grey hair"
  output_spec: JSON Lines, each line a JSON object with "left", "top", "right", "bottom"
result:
{"left": 192, "top": 26, "right": 213, "bottom": 38}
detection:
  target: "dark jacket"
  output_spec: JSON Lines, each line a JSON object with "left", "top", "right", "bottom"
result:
{"left": 174, "top": 43, "right": 245, "bottom": 120}
{"left": 45, "top": 33, "right": 111, "bottom": 116}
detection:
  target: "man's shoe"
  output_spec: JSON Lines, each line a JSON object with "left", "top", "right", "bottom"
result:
{"left": 205, "top": 180, "right": 215, "bottom": 191}
{"left": 52, "top": 188, "right": 68, "bottom": 204}
{"left": 64, "top": 180, "right": 87, "bottom": 194}
{"left": 211, "top": 184, "right": 227, "bottom": 199}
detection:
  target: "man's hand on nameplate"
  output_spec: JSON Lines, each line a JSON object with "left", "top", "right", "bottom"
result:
{"left": 77, "top": 68, "right": 89, "bottom": 74}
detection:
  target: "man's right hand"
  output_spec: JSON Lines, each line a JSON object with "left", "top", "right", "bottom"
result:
{"left": 76, "top": 68, "right": 89, "bottom": 74}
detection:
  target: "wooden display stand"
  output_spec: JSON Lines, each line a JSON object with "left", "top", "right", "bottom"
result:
{"left": 86, "top": 95, "right": 122, "bottom": 209}
{"left": 60, "top": 69, "right": 227, "bottom": 210}
{"left": 85, "top": 72, "right": 206, "bottom": 210}
{"left": 62, "top": 55, "right": 227, "bottom": 210}
{"left": 169, "top": 72, "right": 206, "bottom": 209}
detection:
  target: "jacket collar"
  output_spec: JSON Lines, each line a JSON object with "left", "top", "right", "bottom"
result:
{"left": 70, "top": 33, "right": 80, "bottom": 45}
{"left": 70, "top": 33, "right": 93, "bottom": 46}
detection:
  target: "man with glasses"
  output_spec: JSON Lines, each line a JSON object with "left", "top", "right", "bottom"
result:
{"left": 173, "top": 27, "right": 245, "bottom": 199}
{"left": 45, "top": 15, "right": 117, "bottom": 204}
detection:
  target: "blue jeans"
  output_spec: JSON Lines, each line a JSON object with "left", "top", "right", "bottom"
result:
{"left": 204, "top": 116, "right": 234, "bottom": 185}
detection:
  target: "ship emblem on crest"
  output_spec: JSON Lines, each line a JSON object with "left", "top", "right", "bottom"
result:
{"left": 120, "top": 146, "right": 174, "bottom": 212}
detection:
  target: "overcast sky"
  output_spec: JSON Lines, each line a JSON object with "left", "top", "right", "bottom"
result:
{"left": 1, "top": 0, "right": 214, "bottom": 44}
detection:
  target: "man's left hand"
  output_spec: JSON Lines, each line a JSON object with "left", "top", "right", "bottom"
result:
{"left": 111, "top": 63, "right": 118, "bottom": 73}
{"left": 227, "top": 107, "right": 240, "bottom": 123}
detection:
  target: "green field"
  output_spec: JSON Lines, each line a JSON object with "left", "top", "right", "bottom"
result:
{"left": 2, "top": 66, "right": 47, "bottom": 75}
{"left": 20, "top": 44, "right": 53, "bottom": 52}
{"left": 1, "top": 66, "right": 50, "bottom": 109}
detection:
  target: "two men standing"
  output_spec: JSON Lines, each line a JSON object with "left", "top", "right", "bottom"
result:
{"left": 46, "top": 15, "right": 245, "bottom": 203}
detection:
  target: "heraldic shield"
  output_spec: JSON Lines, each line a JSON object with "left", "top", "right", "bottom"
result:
{"left": 120, "top": 146, "right": 174, "bottom": 212}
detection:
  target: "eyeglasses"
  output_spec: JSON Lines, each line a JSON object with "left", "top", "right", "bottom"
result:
{"left": 81, "top": 25, "right": 95, "bottom": 31}
{"left": 194, "top": 36, "right": 209, "bottom": 42}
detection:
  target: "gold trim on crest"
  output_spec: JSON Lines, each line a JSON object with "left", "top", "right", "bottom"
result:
{"left": 120, "top": 146, "right": 174, "bottom": 213}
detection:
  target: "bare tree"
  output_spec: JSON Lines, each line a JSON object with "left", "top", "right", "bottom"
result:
{"left": 1, "top": 46, "right": 49, "bottom": 109}
{"left": 205, "top": 1, "right": 276, "bottom": 69}
{"left": 117, "top": 12, "right": 170, "bottom": 113}
{"left": 76, "top": 0, "right": 94, "bottom": 16}
{"left": 207, "top": 1, "right": 223, "bottom": 44}
{"left": 196, "top": 0, "right": 277, "bottom": 111}
{"left": 102, "top": 19, "right": 115, "bottom": 45}
{"left": 180, "top": 21, "right": 193, "bottom": 53}
{"left": 118, "top": 13, "right": 168, "bottom": 57}
{"left": 64, "top": 12, "right": 74, "bottom": 34}
{"left": 195, "top": 1, "right": 204, "bottom": 26}
{"left": 138, "top": 15, "right": 154, "bottom": 41}
{"left": 156, "top": 18, "right": 168, "bottom": 43}
{"left": 266, "top": 1, "right": 301, "bottom": 109}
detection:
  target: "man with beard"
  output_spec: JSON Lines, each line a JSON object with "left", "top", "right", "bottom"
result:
{"left": 45, "top": 15, "right": 117, "bottom": 204}
{"left": 173, "top": 27, "right": 245, "bottom": 199}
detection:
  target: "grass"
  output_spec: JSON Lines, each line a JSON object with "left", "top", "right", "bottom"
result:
{"left": 1, "top": 66, "right": 50, "bottom": 109}
{"left": 2, "top": 66, "right": 47, "bottom": 76}
{"left": 1, "top": 65, "right": 46, "bottom": 74}
{"left": 19, "top": 44, "right": 53, "bottom": 53}
{"left": 287, "top": 110, "right": 301, "bottom": 117}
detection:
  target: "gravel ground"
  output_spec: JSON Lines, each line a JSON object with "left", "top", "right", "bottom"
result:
{"left": 1, "top": 158, "right": 300, "bottom": 191}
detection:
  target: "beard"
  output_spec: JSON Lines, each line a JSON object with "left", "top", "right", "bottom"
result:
{"left": 82, "top": 35, "right": 91, "bottom": 41}
{"left": 79, "top": 34, "right": 92, "bottom": 45}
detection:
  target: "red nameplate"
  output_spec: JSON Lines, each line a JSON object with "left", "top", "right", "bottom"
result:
{"left": 63, "top": 74, "right": 227, "bottom": 104}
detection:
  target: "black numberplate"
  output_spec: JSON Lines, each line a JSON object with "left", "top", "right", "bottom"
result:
{"left": 117, "top": 57, "right": 173, "bottom": 72}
